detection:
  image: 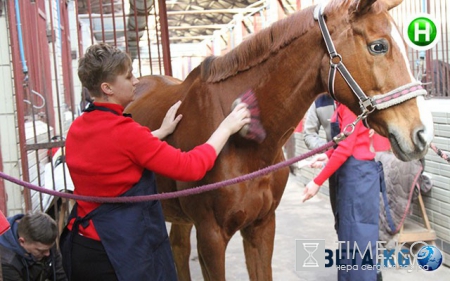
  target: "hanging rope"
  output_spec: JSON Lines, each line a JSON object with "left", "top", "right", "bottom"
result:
{"left": 384, "top": 166, "right": 423, "bottom": 235}
{"left": 385, "top": 140, "right": 450, "bottom": 235}
{"left": 430, "top": 142, "right": 450, "bottom": 163}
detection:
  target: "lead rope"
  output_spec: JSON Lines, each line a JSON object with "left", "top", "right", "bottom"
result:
{"left": 0, "top": 140, "right": 339, "bottom": 203}
{"left": 382, "top": 142, "right": 449, "bottom": 235}
{"left": 0, "top": 108, "right": 371, "bottom": 204}
{"left": 430, "top": 142, "right": 450, "bottom": 163}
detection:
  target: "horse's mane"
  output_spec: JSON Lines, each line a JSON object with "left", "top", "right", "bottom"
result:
{"left": 200, "top": 0, "right": 386, "bottom": 83}
{"left": 326, "top": 0, "right": 386, "bottom": 17}
{"left": 200, "top": 5, "right": 318, "bottom": 83}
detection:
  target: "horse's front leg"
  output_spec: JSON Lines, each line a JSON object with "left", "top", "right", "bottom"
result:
{"left": 196, "top": 224, "right": 228, "bottom": 281}
{"left": 170, "top": 223, "right": 194, "bottom": 281}
{"left": 241, "top": 212, "right": 276, "bottom": 281}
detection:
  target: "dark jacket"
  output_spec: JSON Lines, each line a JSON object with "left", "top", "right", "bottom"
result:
{"left": 0, "top": 214, "right": 67, "bottom": 281}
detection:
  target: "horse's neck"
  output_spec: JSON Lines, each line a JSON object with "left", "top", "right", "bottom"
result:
{"left": 256, "top": 32, "right": 326, "bottom": 148}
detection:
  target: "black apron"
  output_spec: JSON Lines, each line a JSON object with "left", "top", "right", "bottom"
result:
{"left": 61, "top": 105, "right": 176, "bottom": 280}
{"left": 61, "top": 170, "right": 177, "bottom": 281}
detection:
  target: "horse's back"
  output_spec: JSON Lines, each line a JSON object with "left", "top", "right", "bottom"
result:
{"left": 127, "top": 75, "right": 185, "bottom": 129}
{"left": 135, "top": 75, "right": 182, "bottom": 98}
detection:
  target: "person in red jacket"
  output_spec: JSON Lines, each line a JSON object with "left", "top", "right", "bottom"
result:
{"left": 0, "top": 211, "right": 8, "bottom": 235}
{"left": 302, "top": 103, "right": 383, "bottom": 281}
{"left": 60, "top": 43, "right": 250, "bottom": 281}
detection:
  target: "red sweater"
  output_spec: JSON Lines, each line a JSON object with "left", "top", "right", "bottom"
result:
{"left": 313, "top": 105, "right": 375, "bottom": 186}
{"left": 66, "top": 102, "right": 217, "bottom": 240}
{"left": 0, "top": 211, "right": 9, "bottom": 235}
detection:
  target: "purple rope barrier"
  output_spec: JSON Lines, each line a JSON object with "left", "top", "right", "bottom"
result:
{"left": 0, "top": 141, "right": 335, "bottom": 203}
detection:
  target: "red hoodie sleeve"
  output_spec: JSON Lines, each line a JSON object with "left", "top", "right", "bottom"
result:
{"left": 119, "top": 120, "right": 217, "bottom": 181}
{"left": 0, "top": 211, "right": 9, "bottom": 235}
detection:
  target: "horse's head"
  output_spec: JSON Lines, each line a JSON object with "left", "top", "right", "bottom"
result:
{"left": 320, "top": 0, "right": 434, "bottom": 161}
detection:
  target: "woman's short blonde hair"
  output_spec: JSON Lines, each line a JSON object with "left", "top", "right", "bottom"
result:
{"left": 78, "top": 43, "right": 132, "bottom": 98}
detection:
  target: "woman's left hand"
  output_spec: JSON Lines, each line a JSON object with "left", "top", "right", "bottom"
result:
{"left": 301, "top": 181, "right": 321, "bottom": 203}
{"left": 309, "top": 153, "right": 328, "bottom": 169}
{"left": 153, "top": 101, "right": 183, "bottom": 139}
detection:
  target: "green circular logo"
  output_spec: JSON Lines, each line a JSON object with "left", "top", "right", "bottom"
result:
{"left": 404, "top": 14, "right": 439, "bottom": 51}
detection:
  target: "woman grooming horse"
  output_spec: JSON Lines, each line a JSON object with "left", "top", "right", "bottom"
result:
{"left": 60, "top": 43, "right": 250, "bottom": 281}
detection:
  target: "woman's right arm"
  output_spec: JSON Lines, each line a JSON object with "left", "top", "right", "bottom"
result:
{"left": 125, "top": 103, "right": 250, "bottom": 181}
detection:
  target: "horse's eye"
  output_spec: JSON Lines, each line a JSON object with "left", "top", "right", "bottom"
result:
{"left": 368, "top": 41, "right": 388, "bottom": 54}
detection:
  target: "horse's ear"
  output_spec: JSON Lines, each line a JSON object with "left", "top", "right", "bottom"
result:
{"left": 351, "top": 0, "right": 403, "bottom": 14}
{"left": 382, "top": 0, "right": 403, "bottom": 10}
{"left": 352, "top": 0, "right": 377, "bottom": 15}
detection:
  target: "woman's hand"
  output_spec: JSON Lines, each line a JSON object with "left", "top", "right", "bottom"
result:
{"left": 218, "top": 103, "right": 251, "bottom": 135}
{"left": 206, "top": 103, "right": 250, "bottom": 155}
{"left": 153, "top": 101, "right": 183, "bottom": 139}
{"left": 301, "top": 181, "right": 321, "bottom": 203}
{"left": 309, "top": 153, "right": 329, "bottom": 169}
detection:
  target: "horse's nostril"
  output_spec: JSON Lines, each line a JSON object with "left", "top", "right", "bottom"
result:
{"left": 414, "top": 128, "right": 426, "bottom": 151}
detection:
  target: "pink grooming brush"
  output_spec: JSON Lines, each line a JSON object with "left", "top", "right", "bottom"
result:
{"left": 231, "top": 89, "right": 266, "bottom": 143}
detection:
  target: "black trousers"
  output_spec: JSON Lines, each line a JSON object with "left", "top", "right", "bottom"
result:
{"left": 71, "top": 234, "right": 119, "bottom": 281}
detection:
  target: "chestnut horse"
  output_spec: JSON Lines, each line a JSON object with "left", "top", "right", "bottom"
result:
{"left": 126, "top": 0, "right": 434, "bottom": 280}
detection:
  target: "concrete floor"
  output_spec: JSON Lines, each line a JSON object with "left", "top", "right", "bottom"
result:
{"left": 185, "top": 173, "right": 449, "bottom": 280}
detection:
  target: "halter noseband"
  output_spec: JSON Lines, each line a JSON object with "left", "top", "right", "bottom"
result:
{"left": 313, "top": 4, "right": 426, "bottom": 117}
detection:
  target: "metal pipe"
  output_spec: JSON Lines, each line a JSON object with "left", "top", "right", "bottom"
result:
{"left": 99, "top": 0, "right": 106, "bottom": 41}
{"left": 87, "top": 0, "right": 94, "bottom": 44}
{"left": 8, "top": 0, "right": 31, "bottom": 212}
{"left": 111, "top": 0, "right": 117, "bottom": 46}
{"left": 152, "top": 3, "right": 162, "bottom": 73}
{"left": 130, "top": 0, "right": 142, "bottom": 74}
{"left": 56, "top": 0, "right": 62, "bottom": 51}
{"left": 14, "top": 0, "right": 27, "bottom": 74}
{"left": 0, "top": 141, "right": 6, "bottom": 214}
{"left": 158, "top": 0, "right": 172, "bottom": 76}
{"left": 144, "top": 0, "right": 152, "bottom": 75}
{"left": 121, "top": 0, "right": 129, "bottom": 54}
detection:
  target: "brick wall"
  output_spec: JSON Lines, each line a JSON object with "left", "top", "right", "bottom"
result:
{"left": 290, "top": 99, "right": 450, "bottom": 266}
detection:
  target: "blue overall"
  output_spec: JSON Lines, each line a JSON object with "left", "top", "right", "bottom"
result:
{"left": 331, "top": 119, "right": 383, "bottom": 281}
{"left": 335, "top": 157, "right": 383, "bottom": 281}
{"left": 61, "top": 170, "right": 177, "bottom": 281}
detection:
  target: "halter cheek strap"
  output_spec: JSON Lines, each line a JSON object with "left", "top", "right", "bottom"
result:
{"left": 313, "top": 4, "right": 426, "bottom": 115}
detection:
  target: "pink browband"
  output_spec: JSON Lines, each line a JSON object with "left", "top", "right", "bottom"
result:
{"left": 371, "top": 82, "right": 427, "bottom": 110}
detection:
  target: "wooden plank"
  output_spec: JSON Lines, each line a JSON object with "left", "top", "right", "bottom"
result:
{"left": 397, "top": 231, "right": 436, "bottom": 243}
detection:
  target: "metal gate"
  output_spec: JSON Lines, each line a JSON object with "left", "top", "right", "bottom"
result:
{"left": 2, "top": 0, "right": 169, "bottom": 223}
{"left": 390, "top": 0, "right": 450, "bottom": 98}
